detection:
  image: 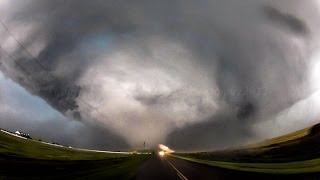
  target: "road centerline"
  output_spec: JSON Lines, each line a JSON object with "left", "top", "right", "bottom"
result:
{"left": 166, "top": 159, "right": 189, "bottom": 180}
{"left": 177, "top": 172, "right": 186, "bottom": 180}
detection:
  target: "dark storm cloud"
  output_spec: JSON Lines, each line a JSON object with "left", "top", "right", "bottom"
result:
{"left": 34, "top": 120, "right": 129, "bottom": 150}
{"left": 14, "top": 57, "right": 80, "bottom": 112}
{"left": 0, "top": 71, "right": 129, "bottom": 149}
{"left": 166, "top": 112, "right": 253, "bottom": 151}
{"left": 1, "top": 0, "right": 129, "bottom": 112}
{"left": 134, "top": 90, "right": 185, "bottom": 107}
{"left": 262, "top": 5, "right": 309, "bottom": 35}
{"left": 1, "top": 0, "right": 320, "bottom": 150}
{"left": 0, "top": 112, "right": 129, "bottom": 150}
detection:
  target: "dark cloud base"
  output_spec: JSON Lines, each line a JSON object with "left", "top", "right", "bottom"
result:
{"left": 1, "top": 0, "right": 320, "bottom": 150}
{"left": 166, "top": 112, "right": 253, "bottom": 151}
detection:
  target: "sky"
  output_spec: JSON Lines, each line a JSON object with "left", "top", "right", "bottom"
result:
{"left": 1, "top": 0, "right": 320, "bottom": 151}
{"left": 0, "top": 71, "right": 128, "bottom": 150}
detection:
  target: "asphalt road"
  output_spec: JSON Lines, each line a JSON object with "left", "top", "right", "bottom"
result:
{"left": 134, "top": 155, "right": 320, "bottom": 180}
{"left": 0, "top": 155, "right": 142, "bottom": 179}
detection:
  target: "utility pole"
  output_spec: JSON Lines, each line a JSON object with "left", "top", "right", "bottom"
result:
{"left": 143, "top": 141, "right": 146, "bottom": 151}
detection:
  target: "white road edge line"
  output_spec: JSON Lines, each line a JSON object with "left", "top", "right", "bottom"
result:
{"left": 167, "top": 160, "right": 189, "bottom": 180}
{"left": 177, "top": 172, "right": 185, "bottom": 180}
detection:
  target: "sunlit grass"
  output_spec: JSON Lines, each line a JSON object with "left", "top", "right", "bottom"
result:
{"left": 0, "top": 130, "right": 150, "bottom": 179}
{"left": 247, "top": 127, "right": 311, "bottom": 148}
{"left": 0, "top": 130, "right": 129, "bottom": 160}
{"left": 170, "top": 154, "right": 320, "bottom": 174}
{"left": 172, "top": 123, "right": 320, "bottom": 174}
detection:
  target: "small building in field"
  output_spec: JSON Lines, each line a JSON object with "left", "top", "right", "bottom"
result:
{"left": 15, "top": 131, "right": 32, "bottom": 139}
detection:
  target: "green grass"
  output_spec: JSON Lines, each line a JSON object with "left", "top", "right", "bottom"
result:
{"left": 0, "top": 129, "right": 150, "bottom": 179}
{"left": 0, "top": 129, "right": 130, "bottom": 160}
{"left": 247, "top": 126, "right": 311, "bottom": 148}
{"left": 172, "top": 122, "right": 320, "bottom": 174}
{"left": 170, "top": 154, "right": 320, "bottom": 174}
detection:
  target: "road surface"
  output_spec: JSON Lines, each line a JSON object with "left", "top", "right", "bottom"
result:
{"left": 134, "top": 155, "right": 320, "bottom": 180}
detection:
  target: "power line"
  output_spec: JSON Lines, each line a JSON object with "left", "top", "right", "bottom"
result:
{"left": 0, "top": 20, "right": 50, "bottom": 72}
{"left": 0, "top": 19, "right": 112, "bottom": 122}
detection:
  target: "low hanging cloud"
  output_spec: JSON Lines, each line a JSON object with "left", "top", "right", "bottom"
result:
{"left": 1, "top": 0, "right": 320, "bottom": 150}
{"left": 0, "top": 72, "right": 129, "bottom": 150}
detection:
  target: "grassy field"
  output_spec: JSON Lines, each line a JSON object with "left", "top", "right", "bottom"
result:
{"left": 0, "top": 129, "right": 150, "bottom": 179}
{"left": 172, "top": 123, "right": 320, "bottom": 174}
{"left": 247, "top": 126, "right": 311, "bottom": 148}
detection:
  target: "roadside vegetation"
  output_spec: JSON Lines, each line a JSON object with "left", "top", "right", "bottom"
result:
{"left": 172, "top": 123, "right": 320, "bottom": 174}
{"left": 0, "top": 129, "right": 150, "bottom": 179}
